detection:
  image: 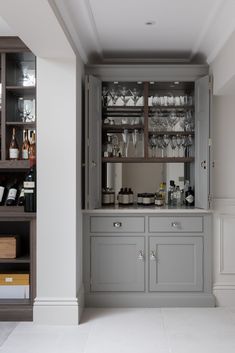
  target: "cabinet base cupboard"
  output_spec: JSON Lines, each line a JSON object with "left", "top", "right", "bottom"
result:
{"left": 83, "top": 212, "right": 215, "bottom": 307}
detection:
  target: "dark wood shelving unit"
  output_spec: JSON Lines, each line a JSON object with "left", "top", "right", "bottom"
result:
{"left": 0, "top": 38, "right": 36, "bottom": 321}
{"left": 102, "top": 124, "right": 144, "bottom": 132}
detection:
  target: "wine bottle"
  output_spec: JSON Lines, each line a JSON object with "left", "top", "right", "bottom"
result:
{"left": 22, "top": 129, "right": 30, "bottom": 160}
{"left": 24, "top": 166, "right": 36, "bottom": 212}
{"left": 6, "top": 181, "right": 18, "bottom": 206}
{"left": 0, "top": 179, "right": 6, "bottom": 206}
{"left": 18, "top": 186, "right": 25, "bottom": 206}
{"left": 29, "top": 131, "right": 36, "bottom": 166}
{"left": 9, "top": 128, "right": 19, "bottom": 160}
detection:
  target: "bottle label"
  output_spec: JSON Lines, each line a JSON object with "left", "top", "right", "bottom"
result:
{"left": 24, "top": 181, "right": 35, "bottom": 188}
{"left": 9, "top": 148, "right": 19, "bottom": 159}
{"left": 24, "top": 190, "right": 34, "bottom": 194}
{"left": 186, "top": 194, "right": 194, "bottom": 204}
{"left": 19, "top": 189, "right": 25, "bottom": 198}
{"left": 0, "top": 186, "right": 5, "bottom": 202}
{"left": 22, "top": 150, "right": 29, "bottom": 160}
{"left": 8, "top": 188, "right": 17, "bottom": 200}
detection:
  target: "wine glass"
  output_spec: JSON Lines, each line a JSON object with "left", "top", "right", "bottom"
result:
{"left": 156, "top": 136, "right": 164, "bottom": 157}
{"left": 130, "top": 88, "right": 140, "bottom": 106}
{"left": 119, "top": 86, "right": 130, "bottom": 106}
{"left": 17, "top": 97, "right": 25, "bottom": 122}
{"left": 162, "top": 134, "right": 170, "bottom": 157}
{"left": 170, "top": 135, "right": 177, "bottom": 157}
{"left": 102, "top": 86, "right": 110, "bottom": 107}
{"left": 122, "top": 129, "right": 130, "bottom": 157}
{"left": 109, "top": 87, "right": 119, "bottom": 105}
{"left": 19, "top": 62, "right": 30, "bottom": 86}
{"left": 24, "top": 100, "right": 33, "bottom": 122}
{"left": 185, "top": 134, "right": 193, "bottom": 157}
{"left": 176, "top": 135, "right": 182, "bottom": 157}
{"left": 149, "top": 135, "right": 157, "bottom": 157}
{"left": 167, "top": 110, "right": 178, "bottom": 131}
{"left": 132, "top": 129, "right": 139, "bottom": 156}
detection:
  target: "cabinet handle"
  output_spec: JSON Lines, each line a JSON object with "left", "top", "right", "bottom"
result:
{"left": 150, "top": 250, "right": 156, "bottom": 261}
{"left": 113, "top": 222, "right": 122, "bottom": 228}
{"left": 91, "top": 160, "right": 97, "bottom": 167}
{"left": 138, "top": 250, "right": 145, "bottom": 261}
{"left": 200, "top": 160, "right": 207, "bottom": 169}
{"left": 171, "top": 222, "right": 180, "bottom": 228}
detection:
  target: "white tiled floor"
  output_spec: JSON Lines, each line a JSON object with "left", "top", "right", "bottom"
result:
{"left": 1, "top": 308, "right": 235, "bottom": 353}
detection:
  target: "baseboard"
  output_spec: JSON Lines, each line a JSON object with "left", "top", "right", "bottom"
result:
{"left": 78, "top": 284, "right": 85, "bottom": 323}
{"left": 33, "top": 297, "right": 79, "bottom": 325}
{"left": 85, "top": 292, "right": 216, "bottom": 308}
{"left": 213, "top": 283, "right": 235, "bottom": 306}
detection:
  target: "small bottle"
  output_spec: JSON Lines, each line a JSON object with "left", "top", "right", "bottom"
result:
{"left": 129, "top": 188, "right": 134, "bottom": 204}
{"left": 185, "top": 186, "right": 195, "bottom": 206}
{"left": 22, "top": 129, "right": 30, "bottom": 160}
{"left": 6, "top": 181, "right": 18, "bottom": 206}
{"left": 9, "top": 128, "right": 19, "bottom": 160}
{"left": 175, "top": 186, "right": 181, "bottom": 206}
{"left": 122, "top": 188, "right": 129, "bottom": 205}
{"left": 167, "top": 180, "right": 175, "bottom": 206}
{"left": 24, "top": 166, "right": 36, "bottom": 212}
{"left": 0, "top": 179, "right": 6, "bottom": 206}
{"left": 29, "top": 131, "right": 36, "bottom": 166}
{"left": 18, "top": 186, "right": 25, "bottom": 206}
{"left": 118, "top": 188, "right": 124, "bottom": 205}
{"left": 159, "top": 182, "right": 166, "bottom": 204}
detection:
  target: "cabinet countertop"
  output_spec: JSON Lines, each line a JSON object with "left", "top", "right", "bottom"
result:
{"left": 83, "top": 206, "right": 212, "bottom": 214}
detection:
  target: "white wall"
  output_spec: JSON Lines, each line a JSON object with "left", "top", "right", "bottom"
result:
{"left": 210, "top": 31, "right": 235, "bottom": 306}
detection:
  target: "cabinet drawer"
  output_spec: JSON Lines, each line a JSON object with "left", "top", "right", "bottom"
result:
{"left": 90, "top": 216, "right": 145, "bottom": 233}
{"left": 149, "top": 216, "right": 203, "bottom": 233}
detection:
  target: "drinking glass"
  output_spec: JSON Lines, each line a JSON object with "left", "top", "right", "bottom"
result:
{"left": 122, "top": 129, "right": 130, "bottom": 157}
{"left": 170, "top": 135, "right": 177, "bottom": 157}
{"left": 176, "top": 134, "right": 182, "bottom": 157}
{"left": 24, "top": 100, "right": 33, "bottom": 122}
{"left": 18, "top": 97, "right": 25, "bottom": 121}
{"left": 132, "top": 129, "right": 139, "bottom": 156}
{"left": 119, "top": 86, "right": 130, "bottom": 106}
{"left": 109, "top": 87, "right": 119, "bottom": 105}
{"left": 162, "top": 134, "right": 170, "bottom": 157}
{"left": 130, "top": 88, "right": 140, "bottom": 106}
{"left": 149, "top": 135, "right": 157, "bottom": 157}
{"left": 157, "top": 136, "right": 164, "bottom": 157}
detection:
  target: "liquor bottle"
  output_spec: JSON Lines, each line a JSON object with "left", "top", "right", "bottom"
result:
{"left": 9, "top": 128, "right": 19, "bottom": 160}
{"left": 6, "top": 181, "right": 18, "bottom": 206}
{"left": 18, "top": 186, "right": 25, "bottom": 206}
{"left": 159, "top": 182, "right": 166, "bottom": 204}
{"left": 185, "top": 186, "right": 195, "bottom": 206}
{"left": 29, "top": 131, "right": 36, "bottom": 166}
{"left": 167, "top": 180, "right": 175, "bottom": 206}
{"left": 24, "top": 166, "right": 36, "bottom": 212}
{"left": 22, "top": 129, "right": 30, "bottom": 160}
{"left": 0, "top": 179, "right": 6, "bottom": 206}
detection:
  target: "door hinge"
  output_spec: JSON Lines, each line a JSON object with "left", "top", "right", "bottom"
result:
{"left": 208, "top": 138, "right": 212, "bottom": 147}
{"left": 208, "top": 77, "right": 213, "bottom": 91}
{"left": 208, "top": 194, "right": 213, "bottom": 204}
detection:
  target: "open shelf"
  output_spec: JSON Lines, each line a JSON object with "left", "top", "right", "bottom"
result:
{"left": 102, "top": 157, "right": 194, "bottom": 163}
{"left": 0, "top": 160, "right": 31, "bottom": 170}
{"left": 0, "top": 256, "right": 30, "bottom": 264}
{"left": 6, "top": 86, "right": 36, "bottom": 96}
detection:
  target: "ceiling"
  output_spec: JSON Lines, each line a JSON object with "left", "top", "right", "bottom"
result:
{"left": 52, "top": 0, "right": 235, "bottom": 64}
{"left": 0, "top": 0, "right": 234, "bottom": 65}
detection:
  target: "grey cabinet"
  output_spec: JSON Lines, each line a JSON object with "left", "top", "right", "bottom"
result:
{"left": 83, "top": 213, "right": 215, "bottom": 307}
{"left": 149, "top": 236, "right": 203, "bottom": 292}
{"left": 90, "top": 236, "right": 145, "bottom": 292}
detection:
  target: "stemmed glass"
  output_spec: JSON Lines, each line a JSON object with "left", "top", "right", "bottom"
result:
{"left": 170, "top": 136, "right": 177, "bottom": 157}
{"left": 176, "top": 135, "right": 182, "bottom": 157}
{"left": 122, "top": 129, "right": 130, "bottom": 157}
{"left": 18, "top": 97, "right": 25, "bottom": 121}
{"left": 24, "top": 100, "right": 33, "bottom": 122}
{"left": 119, "top": 86, "right": 130, "bottom": 106}
{"left": 102, "top": 86, "right": 110, "bottom": 107}
{"left": 130, "top": 88, "right": 140, "bottom": 106}
{"left": 162, "top": 134, "right": 170, "bottom": 157}
{"left": 157, "top": 136, "right": 164, "bottom": 157}
{"left": 132, "top": 129, "right": 139, "bottom": 156}
{"left": 167, "top": 110, "right": 178, "bottom": 131}
{"left": 149, "top": 135, "right": 157, "bottom": 157}
{"left": 109, "top": 87, "right": 119, "bottom": 106}
{"left": 184, "top": 134, "right": 193, "bottom": 157}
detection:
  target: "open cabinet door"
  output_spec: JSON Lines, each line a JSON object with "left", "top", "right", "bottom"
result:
{"left": 195, "top": 75, "right": 211, "bottom": 209}
{"left": 85, "top": 75, "right": 102, "bottom": 209}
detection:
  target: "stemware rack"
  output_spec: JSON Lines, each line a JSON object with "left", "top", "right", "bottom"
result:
{"left": 102, "top": 81, "right": 195, "bottom": 163}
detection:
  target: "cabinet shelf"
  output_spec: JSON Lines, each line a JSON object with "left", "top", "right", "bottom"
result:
{"left": 149, "top": 105, "right": 194, "bottom": 110}
{"left": 148, "top": 130, "right": 194, "bottom": 136}
{"left": 0, "top": 160, "right": 31, "bottom": 170}
{"left": 6, "top": 86, "right": 36, "bottom": 96}
{"left": 103, "top": 124, "right": 144, "bottom": 132}
{"left": 0, "top": 256, "right": 30, "bottom": 264}
{"left": 6, "top": 121, "right": 36, "bottom": 129}
{"left": 102, "top": 157, "right": 194, "bottom": 163}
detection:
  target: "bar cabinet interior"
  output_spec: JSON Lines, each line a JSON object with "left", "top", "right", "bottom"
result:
{"left": 0, "top": 37, "right": 36, "bottom": 321}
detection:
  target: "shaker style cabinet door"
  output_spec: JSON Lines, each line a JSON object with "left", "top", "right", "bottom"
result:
{"left": 149, "top": 236, "right": 203, "bottom": 292}
{"left": 195, "top": 75, "right": 210, "bottom": 209}
{"left": 90, "top": 237, "right": 145, "bottom": 292}
{"left": 85, "top": 75, "right": 102, "bottom": 209}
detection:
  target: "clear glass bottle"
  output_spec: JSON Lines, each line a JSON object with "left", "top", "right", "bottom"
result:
{"left": 29, "top": 131, "right": 36, "bottom": 165}
{"left": 22, "top": 129, "right": 30, "bottom": 160}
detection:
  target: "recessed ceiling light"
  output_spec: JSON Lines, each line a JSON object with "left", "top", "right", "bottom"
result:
{"left": 145, "top": 21, "right": 156, "bottom": 26}
{"left": 174, "top": 81, "right": 180, "bottom": 85}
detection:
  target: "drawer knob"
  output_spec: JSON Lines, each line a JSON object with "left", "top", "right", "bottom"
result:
{"left": 171, "top": 222, "right": 180, "bottom": 228}
{"left": 113, "top": 222, "right": 122, "bottom": 228}
{"left": 150, "top": 250, "right": 156, "bottom": 261}
{"left": 138, "top": 250, "right": 145, "bottom": 261}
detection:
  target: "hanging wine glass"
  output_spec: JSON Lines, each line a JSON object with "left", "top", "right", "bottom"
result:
{"left": 176, "top": 134, "right": 182, "bottom": 157}
{"left": 130, "top": 88, "right": 140, "bottom": 106}
{"left": 24, "top": 100, "right": 33, "bottom": 122}
{"left": 132, "top": 129, "right": 139, "bottom": 156}
{"left": 119, "top": 86, "right": 130, "bottom": 106}
{"left": 109, "top": 87, "right": 119, "bottom": 106}
{"left": 162, "top": 134, "right": 170, "bottom": 157}
{"left": 170, "top": 135, "right": 177, "bottom": 157}
{"left": 122, "top": 129, "right": 130, "bottom": 157}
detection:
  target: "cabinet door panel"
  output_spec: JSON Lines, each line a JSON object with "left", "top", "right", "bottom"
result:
{"left": 85, "top": 75, "right": 102, "bottom": 209}
{"left": 91, "top": 237, "right": 145, "bottom": 292}
{"left": 149, "top": 236, "right": 203, "bottom": 292}
{"left": 195, "top": 75, "right": 210, "bottom": 209}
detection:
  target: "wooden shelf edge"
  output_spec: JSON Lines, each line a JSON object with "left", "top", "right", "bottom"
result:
{"left": 102, "top": 157, "right": 194, "bottom": 163}
{"left": 0, "top": 160, "right": 30, "bottom": 170}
